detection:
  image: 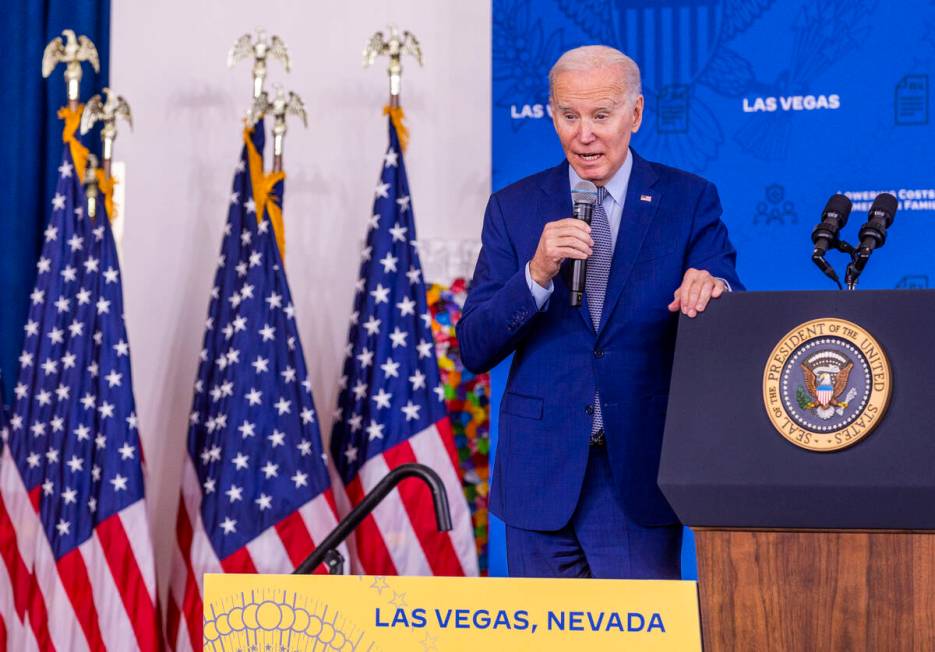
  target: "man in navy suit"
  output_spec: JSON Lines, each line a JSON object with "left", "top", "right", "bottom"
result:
{"left": 457, "top": 45, "right": 743, "bottom": 579}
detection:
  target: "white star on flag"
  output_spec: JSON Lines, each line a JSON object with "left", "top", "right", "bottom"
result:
{"left": 389, "top": 223, "right": 408, "bottom": 242}
{"left": 379, "top": 252, "right": 399, "bottom": 273}
{"left": 381, "top": 359, "right": 401, "bottom": 378}
{"left": 372, "top": 388, "right": 392, "bottom": 409}
{"left": 261, "top": 461, "right": 279, "bottom": 478}
{"left": 401, "top": 400, "right": 421, "bottom": 421}
{"left": 389, "top": 327, "right": 408, "bottom": 348}
{"left": 417, "top": 339, "right": 434, "bottom": 359}
{"left": 363, "top": 316, "right": 382, "bottom": 335}
{"left": 366, "top": 421, "right": 384, "bottom": 441}
{"left": 396, "top": 296, "right": 416, "bottom": 316}
{"left": 370, "top": 284, "right": 390, "bottom": 304}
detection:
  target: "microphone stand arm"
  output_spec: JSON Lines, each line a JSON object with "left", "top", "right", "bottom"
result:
{"left": 836, "top": 239, "right": 866, "bottom": 290}
{"left": 293, "top": 463, "right": 453, "bottom": 575}
{"left": 834, "top": 241, "right": 855, "bottom": 256}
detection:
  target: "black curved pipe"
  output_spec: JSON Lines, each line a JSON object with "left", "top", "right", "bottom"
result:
{"left": 293, "top": 463, "right": 452, "bottom": 575}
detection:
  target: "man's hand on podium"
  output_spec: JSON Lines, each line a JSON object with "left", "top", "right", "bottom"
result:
{"left": 667, "top": 268, "right": 727, "bottom": 318}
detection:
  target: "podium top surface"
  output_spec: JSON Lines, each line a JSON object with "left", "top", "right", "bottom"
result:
{"left": 658, "top": 290, "right": 935, "bottom": 530}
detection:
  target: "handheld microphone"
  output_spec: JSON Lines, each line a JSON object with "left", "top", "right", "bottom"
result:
{"left": 845, "top": 193, "right": 898, "bottom": 288}
{"left": 811, "top": 194, "right": 852, "bottom": 288}
{"left": 570, "top": 180, "right": 598, "bottom": 307}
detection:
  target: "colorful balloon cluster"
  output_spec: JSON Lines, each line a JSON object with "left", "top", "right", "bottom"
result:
{"left": 426, "top": 279, "right": 490, "bottom": 575}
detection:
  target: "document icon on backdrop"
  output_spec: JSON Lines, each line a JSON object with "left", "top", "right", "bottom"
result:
{"left": 894, "top": 74, "right": 928, "bottom": 125}
{"left": 656, "top": 84, "right": 690, "bottom": 133}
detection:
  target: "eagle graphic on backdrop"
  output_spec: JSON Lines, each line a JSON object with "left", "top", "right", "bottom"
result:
{"left": 798, "top": 353, "right": 855, "bottom": 420}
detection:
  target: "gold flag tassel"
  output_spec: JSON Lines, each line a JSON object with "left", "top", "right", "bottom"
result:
{"left": 243, "top": 126, "right": 287, "bottom": 258}
{"left": 94, "top": 168, "right": 116, "bottom": 221}
{"left": 58, "top": 105, "right": 89, "bottom": 181}
{"left": 260, "top": 172, "right": 286, "bottom": 258}
{"left": 383, "top": 105, "right": 410, "bottom": 153}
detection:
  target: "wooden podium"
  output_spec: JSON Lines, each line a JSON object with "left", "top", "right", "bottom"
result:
{"left": 657, "top": 291, "right": 935, "bottom": 651}
{"left": 694, "top": 529, "right": 934, "bottom": 650}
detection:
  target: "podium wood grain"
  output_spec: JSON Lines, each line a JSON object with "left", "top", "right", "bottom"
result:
{"left": 694, "top": 529, "right": 935, "bottom": 651}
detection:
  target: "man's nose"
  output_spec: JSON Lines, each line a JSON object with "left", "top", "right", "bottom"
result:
{"left": 578, "top": 121, "right": 596, "bottom": 144}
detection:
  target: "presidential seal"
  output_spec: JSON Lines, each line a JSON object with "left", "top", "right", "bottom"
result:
{"left": 763, "top": 318, "right": 891, "bottom": 452}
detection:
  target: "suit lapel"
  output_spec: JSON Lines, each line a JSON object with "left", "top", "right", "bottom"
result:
{"left": 536, "top": 161, "right": 595, "bottom": 332}
{"left": 597, "top": 152, "right": 661, "bottom": 335}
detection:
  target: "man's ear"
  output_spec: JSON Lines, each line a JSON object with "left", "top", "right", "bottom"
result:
{"left": 631, "top": 95, "right": 644, "bottom": 133}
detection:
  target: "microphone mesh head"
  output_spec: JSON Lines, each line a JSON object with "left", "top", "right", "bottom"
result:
{"left": 824, "top": 193, "right": 852, "bottom": 215}
{"left": 571, "top": 180, "right": 598, "bottom": 205}
{"left": 823, "top": 193, "right": 853, "bottom": 227}
{"left": 871, "top": 192, "right": 898, "bottom": 219}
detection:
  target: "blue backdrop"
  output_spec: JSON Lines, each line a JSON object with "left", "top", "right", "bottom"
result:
{"left": 0, "top": 1, "right": 110, "bottom": 406}
{"left": 489, "top": 0, "right": 935, "bottom": 577}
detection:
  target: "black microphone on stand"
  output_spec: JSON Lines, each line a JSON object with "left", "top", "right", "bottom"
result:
{"left": 811, "top": 194, "right": 852, "bottom": 289}
{"left": 845, "top": 193, "right": 898, "bottom": 289}
{"left": 570, "top": 180, "right": 598, "bottom": 307}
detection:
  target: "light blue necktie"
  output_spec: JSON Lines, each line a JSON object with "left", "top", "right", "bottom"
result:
{"left": 586, "top": 187, "right": 612, "bottom": 438}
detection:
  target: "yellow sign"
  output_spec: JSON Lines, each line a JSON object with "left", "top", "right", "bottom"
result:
{"left": 204, "top": 574, "right": 701, "bottom": 651}
{"left": 763, "top": 317, "right": 892, "bottom": 451}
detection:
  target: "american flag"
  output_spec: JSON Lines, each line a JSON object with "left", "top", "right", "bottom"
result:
{"left": 330, "top": 117, "right": 478, "bottom": 576}
{"left": 168, "top": 124, "right": 342, "bottom": 651}
{"left": 0, "top": 116, "right": 161, "bottom": 650}
{"left": 0, "top": 374, "right": 8, "bottom": 649}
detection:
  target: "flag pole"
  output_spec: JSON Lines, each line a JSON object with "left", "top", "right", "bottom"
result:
{"left": 269, "top": 86, "right": 307, "bottom": 173}
{"left": 83, "top": 153, "right": 101, "bottom": 220}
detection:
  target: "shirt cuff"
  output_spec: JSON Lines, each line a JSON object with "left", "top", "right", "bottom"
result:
{"left": 525, "top": 261, "right": 554, "bottom": 311}
{"left": 716, "top": 277, "right": 732, "bottom": 292}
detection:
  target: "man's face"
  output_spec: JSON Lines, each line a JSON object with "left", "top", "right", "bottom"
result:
{"left": 551, "top": 66, "right": 643, "bottom": 187}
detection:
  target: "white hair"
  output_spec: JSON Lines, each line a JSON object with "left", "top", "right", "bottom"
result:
{"left": 548, "top": 45, "right": 642, "bottom": 107}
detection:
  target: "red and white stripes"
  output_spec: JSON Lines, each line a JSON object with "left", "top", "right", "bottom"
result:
{"left": 167, "top": 457, "right": 343, "bottom": 651}
{"left": 0, "top": 447, "right": 161, "bottom": 651}
{"left": 335, "top": 419, "right": 478, "bottom": 577}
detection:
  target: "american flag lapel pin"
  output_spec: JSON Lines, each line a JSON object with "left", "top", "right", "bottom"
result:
{"left": 640, "top": 194, "right": 652, "bottom": 202}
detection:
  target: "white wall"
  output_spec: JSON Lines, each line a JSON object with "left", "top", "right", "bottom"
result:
{"left": 110, "top": 0, "right": 490, "bottom": 603}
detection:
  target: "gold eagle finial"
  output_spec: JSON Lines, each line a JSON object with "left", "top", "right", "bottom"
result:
{"left": 363, "top": 26, "right": 423, "bottom": 106}
{"left": 228, "top": 28, "right": 291, "bottom": 100}
{"left": 42, "top": 29, "right": 100, "bottom": 105}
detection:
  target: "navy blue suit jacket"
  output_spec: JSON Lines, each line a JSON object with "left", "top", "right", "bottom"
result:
{"left": 458, "top": 152, "right": 743, "bottom": 531}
